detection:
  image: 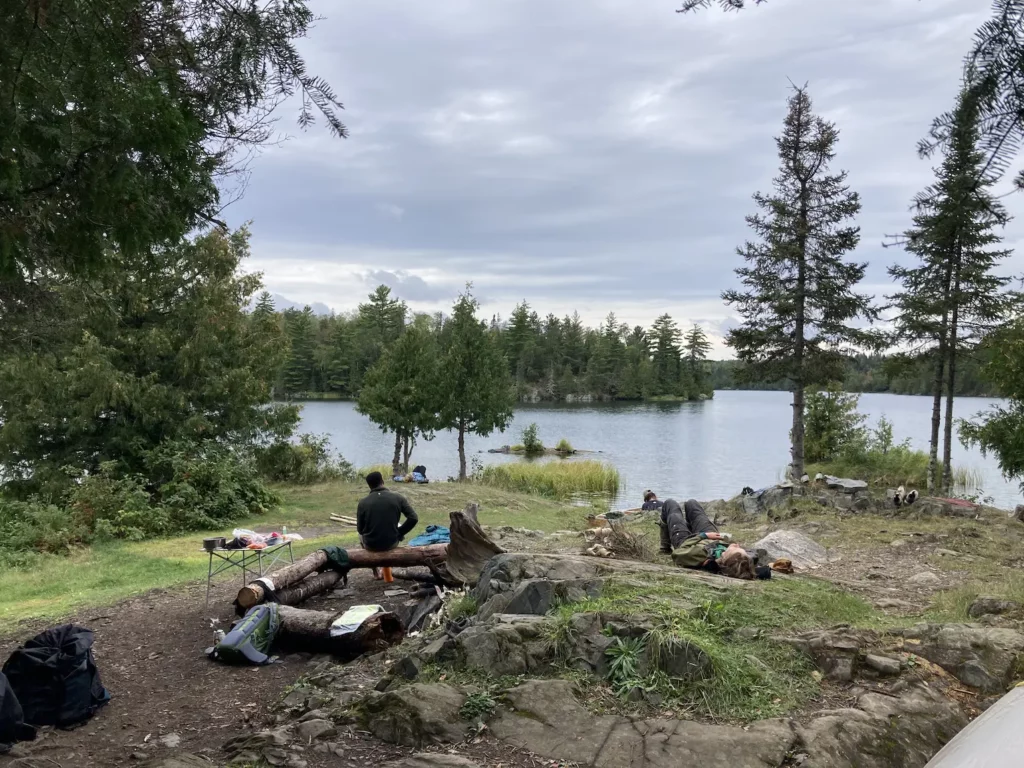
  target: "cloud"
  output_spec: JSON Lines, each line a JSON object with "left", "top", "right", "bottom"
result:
{"left": 228, "top": 0, "right": 1018, "bottom": 350}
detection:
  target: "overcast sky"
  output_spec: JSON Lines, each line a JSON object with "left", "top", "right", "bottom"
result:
{"left": 227, "top": 0, "right": 1023, "bottom": 355}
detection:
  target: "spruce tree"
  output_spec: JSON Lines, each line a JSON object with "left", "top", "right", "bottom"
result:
{"left": 438, "top": 289, "right": 515, "bottom": 480}
{"left": 723, "top": 86, "right": 876, "bottom": 480}
{"left": 684, "top": 324, "right": 712, "bottom": 393}
{"left": 650, "top": 314, "right": 683, "bottom": 397}
{"left": 890, "top": 91, "right": 1015, "bottom": 493}
{"left": 282, "top": 307, "right": 317, "bottom": 396}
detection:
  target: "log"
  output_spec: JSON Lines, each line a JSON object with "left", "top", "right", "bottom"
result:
{"left": 273, "top": 570, "right": 343, "bottom": 605}
{"left": 236, "top": 543, "right": 451, "bottom": 609}
{"left": 276, "top": 605, "right": 405, "bottom": 658}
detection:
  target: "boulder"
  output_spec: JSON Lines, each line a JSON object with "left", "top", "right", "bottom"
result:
{"left": 780, "top": 629, "right": 878, "bottom": 682}
{"left": 392, "top": 655, "right": 423, "bottom": 680}
{"left": 1014, "top": 504, "right": 1024, "bottom": 523}
{"left": 639, "top": 637, "right": 712, "bottom": 682}
{"left": 455, "top": 615, "right": 555, "bottom": 676}
{"left": 825, "top": 476, "right": 868, "bottom": 493}
{"left": 363, "top": 684, "right": 467, "bottom": 747}
{"left": 797, "top": 685, "right": 966, "bottom": 768}
{"left": 968, "top": 597, "right": 1020, "bottom": 619}
{"left": 907, "top": 572, "right": 940, "bottom": 586}
{"left": 864, "top": 654, "right": 901, "bottom": 677}
{"left": 296, "top": 719, "right": 336, "bottom": 742}
{"left": 901, "top": 623, "right": 1024, "bottom": 693}
{"left": 752, "top": 530, "right": 828, "bottom": 570}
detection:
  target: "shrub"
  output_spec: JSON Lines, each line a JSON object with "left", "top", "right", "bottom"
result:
{"left": 555, "top": 438, "right": 574, "bottom": 454}
{"left": 68, "top": 466, "right": 166, "bottom": 541}
{"left": 0, "top": 497, "right": 89, "bottom": 564}
{"left": 804, "top": 384, "right": 865, "bottom": 463}
{"left": 521, "top": 423, "right": 545, "bottom": 456}
{"left": 256, "top": 433, "right": 355, "bottom": 484}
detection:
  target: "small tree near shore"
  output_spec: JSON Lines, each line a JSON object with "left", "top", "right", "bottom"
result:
{"left": 438, "top": 289, "right": 515, "bottom": 480}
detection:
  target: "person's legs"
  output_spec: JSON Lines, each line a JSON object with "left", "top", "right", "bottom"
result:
{"left": 684, "top": 499, "right": 718, "bottom": 536}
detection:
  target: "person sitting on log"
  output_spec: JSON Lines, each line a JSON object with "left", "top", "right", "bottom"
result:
{"left": 641, "top": 490, "right": 663, "bottom": 511}
{"left": 357, "top": 471, "right": 419, "bottom": 580}
{"left": 659, "top": 498, "right": 768, "bottom": 581}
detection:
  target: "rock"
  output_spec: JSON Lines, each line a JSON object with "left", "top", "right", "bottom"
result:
{"left": 968, "top": 597, "right": 1020, "bottom": 619}
{"left": 384, "top": 757, "right": 483, "bottom": 768}
{"left": 363, "top": 683, "right": 467, "bottom": 747}
{"left": 863, "top": 654, "right": 901, "bottom": 676}
{"left": 824, "top": 476, "right": 868, "bottom": 493}
{"left": 875, "top": 598, "right": 918, "bottom": 612}
{"left": 797, "top": 685, "right": 966, "bottom": 768}
{"left": 901, "top": 623, "right": 1024, "bottom": 692}
{"left": 780, "top": 629, "right": 876, "bottom": 682}
{"left": 456, "top": 623, "right": 530, "bottom": 676}
{"left": 503, "top": 579, "right": 557, "bottom": 615}
{"left": 935, "top": 548, "right": 961, "bottom": 557}
{"left": 374, "top": 677, "right": 392, "bottom": 692}
{"left": 392, "top": 655, "right": 422, "bottom": 680}
{"left": 852, "top": 496, "right": 872, "bottom": 511}
{"left": 907, "top": 572, "right": 940, "bottom": 586}
{"left": 157, "top": 733, "right": 181, "bottom": 749}
{"left": 639, "top": 638, "right": 712, "bottom": 682}
{"left": 1014, "top": 504, "right": 1024, "bottom": 522}
{"left": 489, "top": 679, "right": 796, "bottom": 767}
{"left": 137, "top": 759, "right": 213, "bottom": 768}
{"left": 419, "top": 635, "right": 455, "bottom": 664}
{"left": 890, "top": 539, "right": 907, "bottom": 549}
{"left": 296, "top": 719, "right": 336, "bottom": 742}
{"left": 752, "top": 530, "right": 828, "bottom": 570}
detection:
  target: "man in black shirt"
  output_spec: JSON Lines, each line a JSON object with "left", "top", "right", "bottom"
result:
{"left": 356, "top": 472, "right": 419, "bottom": 578}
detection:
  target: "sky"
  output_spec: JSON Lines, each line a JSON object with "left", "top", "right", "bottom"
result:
{"left": 226, "top": 0, "right": 1024, "bottom": 356}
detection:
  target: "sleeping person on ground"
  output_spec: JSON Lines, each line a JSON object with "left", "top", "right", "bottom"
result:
{"left": 657, "top": 497, "right": 769, "bottom": 580}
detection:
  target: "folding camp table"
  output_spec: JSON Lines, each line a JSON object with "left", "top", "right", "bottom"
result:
{"left": 204, "top": 541, "right": 294, "bottom": 608}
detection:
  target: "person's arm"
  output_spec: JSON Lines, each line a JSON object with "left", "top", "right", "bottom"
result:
{"left": 396, "top": 496, "right": 419, "bottom": 538}
{"left": 356, "top": 499, "right": 368, "bottom": 535}
{"left": 669, "top": 536, "right": 712, "bottom": 567}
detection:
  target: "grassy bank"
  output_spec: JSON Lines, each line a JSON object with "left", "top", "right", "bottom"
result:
{"left": 477, "top": 459, "right": 620, "bottom": 499}
{"left": 807, "top": 447, "right": 980, "bottom": 493}
{"left": 0, "top": 481, "right": 588, "bottom": 627}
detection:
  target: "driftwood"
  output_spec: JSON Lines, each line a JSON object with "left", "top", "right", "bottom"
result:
{"left": 236, "top": 543, "right": 449, "bottom": 609}
{"left": 275, "top": 605, "right": 404, "bottom": 657}
{"left": 443, "top": 503, "right": 506, "bottom": 585}
{"left": 273, "top": 570, "right": 344, "bottom": 606}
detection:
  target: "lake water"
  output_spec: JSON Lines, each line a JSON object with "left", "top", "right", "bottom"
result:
{"left": 296, "top": 391, "right": 1021, "bottom": 510}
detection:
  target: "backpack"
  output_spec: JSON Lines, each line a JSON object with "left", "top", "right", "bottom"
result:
{"left": 2, "top": 625, "right": 109, "bottom": 728}
{"left": 0, "top": 672, "right": 35, "bottom": 753}
{"left": 210, "top": 604, "right": 280, "bottom": 665}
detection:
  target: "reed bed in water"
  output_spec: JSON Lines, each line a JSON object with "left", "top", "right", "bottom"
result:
{"left": 477, "top": 460, "right": 620, "bottom": 499}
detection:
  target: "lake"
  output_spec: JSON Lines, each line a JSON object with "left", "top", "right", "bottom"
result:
{"left": 296, "top": 390, "right": 1022, "bottom": 510}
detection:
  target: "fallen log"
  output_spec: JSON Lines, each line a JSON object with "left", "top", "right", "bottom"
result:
{"left": 273, "top": 570, "right": 344, "bottom": 605}
{"left": 276, "top": 605, "right": 404, "bottom": 657}
{"left": 236, "top": 543, "right": 450, "bottom": 609}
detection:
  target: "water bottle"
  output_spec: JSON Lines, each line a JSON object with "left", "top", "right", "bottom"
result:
{"left": 282, "top": 525, "right": 288, "bottom": 540}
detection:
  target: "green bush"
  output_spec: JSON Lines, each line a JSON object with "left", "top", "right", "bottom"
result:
{"left": 0, "top": 498, "right": 89, "bottom": 565}
{"left": 521, "top": 423, "right": 545, "bottom": 456}
{"left": 804, "top": 384, "right": 865, "bottom": 463}
{"left": 69, "top": 466, "right": 166, "bottom": 541}
{"left": 555, "top": 438, "right": 574, "bottom": 454}
{"left": 256, "top": 433, "right": 355, "bottom": 484}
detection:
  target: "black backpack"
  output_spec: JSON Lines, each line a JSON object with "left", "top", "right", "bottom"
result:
{"left": 0, "top": 672, "right": 35, "bottom": 753}
{"left": 2, "top": 625, "right": 110, "bottom": 728}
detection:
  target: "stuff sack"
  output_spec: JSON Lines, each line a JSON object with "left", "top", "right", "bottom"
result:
{"left": 210, "top": 604, "right": 280, "bottom": 665}
{"left": 0, "top": 672, "right": 35, "bottom": 753}
{"left": 2, "top": 625, "right": 109, "bottom": 728}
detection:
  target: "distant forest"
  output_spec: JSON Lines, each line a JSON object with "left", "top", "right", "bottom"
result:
{"left": 262, "top": 288, "right": 715, "bottom": 403}
{"left": 708, "top": 353, "right": 1001, "bottom": 398}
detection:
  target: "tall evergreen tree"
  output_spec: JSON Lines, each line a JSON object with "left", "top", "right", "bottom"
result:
{"left": 650, "top": 314, "right": 683, "bottom": 396}
{"left": 723, "top": 86, "right": 876, "bottom": 480}
{"left": 890, "top": 90, "right": 1016, "bottom": 492}
{"left": 282, "top": 307, "right": 317, "bottom": 396}
{"left": 684, "top": 324, "right": 712, "bottom": 390}
{"left": 438, "top": 289, "right": 515, "bottom": 480}
{"left": 353, "top": 285, "right": 406, "bottom": 386}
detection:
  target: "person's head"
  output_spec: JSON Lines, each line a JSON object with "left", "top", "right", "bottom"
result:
{"left": 643, "top": 490, "right": 657, "bottom": 502}
{"left": 718, "top": 544, "right": 756, "bottom": 580}
{"left": 365, "top": 471, "right": 384, "bottom": 490}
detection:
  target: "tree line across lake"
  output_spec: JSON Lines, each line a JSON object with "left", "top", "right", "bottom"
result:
{"left": 264, "top": 287, "right": 715, "bottom": 405}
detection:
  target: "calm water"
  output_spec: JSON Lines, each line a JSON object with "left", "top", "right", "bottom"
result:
{"left": 296, "top": 391, "right": 1021, "bottom": 510}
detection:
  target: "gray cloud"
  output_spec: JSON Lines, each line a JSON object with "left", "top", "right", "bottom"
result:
{"left": 230, "top": 0, "right": 1021, "bottom": 356}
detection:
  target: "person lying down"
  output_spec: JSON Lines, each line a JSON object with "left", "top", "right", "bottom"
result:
{"left": 657, "top": 497, "right": 770, "bottom": 580}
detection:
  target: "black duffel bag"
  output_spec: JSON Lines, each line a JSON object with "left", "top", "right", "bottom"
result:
{"left": 2, "top": 624, "right": 110, "bottom": 728}
{"left": 0, "top": 671, "right": 35, "bottom": 753}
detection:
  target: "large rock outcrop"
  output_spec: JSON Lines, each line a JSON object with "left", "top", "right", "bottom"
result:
{"left": 899, "top": 623, "right": 1024, "bottom": 693}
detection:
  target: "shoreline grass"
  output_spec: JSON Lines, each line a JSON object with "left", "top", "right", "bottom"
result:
{"left": 477, "top": 459, "right": 620, "bottom": 499}
{"left": 807, "top": 447, "right": 981, "bottom": 493}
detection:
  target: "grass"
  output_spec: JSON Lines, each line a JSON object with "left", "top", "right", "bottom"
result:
{"left": 544, "top": 574, "right": 877, "bottom": 721}
{"left": 807, "top": 447, "right": 981, "bottom": 492}
{"left": 477, "top": 459, "right": 620, "bottom": 499}
{"left": 0, "top": 480, "right": 589, "bottom": 628}
{"left": 555, "top": 438, "right": 574, "bottom": 454}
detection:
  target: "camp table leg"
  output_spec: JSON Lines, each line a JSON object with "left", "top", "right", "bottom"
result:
{"left": 206, "top": 551, "right": 214, "bottom": 609}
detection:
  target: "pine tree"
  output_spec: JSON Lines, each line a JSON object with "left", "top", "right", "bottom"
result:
{"left": 282, "top": 307, "right": 317, "bottom": 396}
{"left": 438, "top": 289, "right": 515, "bottom": 480}
{"left": 890, "top": 91, "right": 1015, "bottom": 492}
{"left": 650, "top": 314, "right": 683, "bottom": 397}
{"left": 723, "top": 86, "right": 876, "bottom": 481}
{"left": 684, "top": 324, "right": 712, "bottom": 393}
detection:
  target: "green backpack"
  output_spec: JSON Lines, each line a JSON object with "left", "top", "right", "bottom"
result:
{"left": 210, "top": 604, "right": 280, "bottom": 665}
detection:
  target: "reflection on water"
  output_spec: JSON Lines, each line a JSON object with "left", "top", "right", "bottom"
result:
{"left": 297, "top": 391, "right": 1021, "bottom": 510}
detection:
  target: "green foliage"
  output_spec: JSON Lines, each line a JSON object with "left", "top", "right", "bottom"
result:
{"left": 0, "top": 229, "right": 296, "bottom": 501}
{"left": 255, "top": 434, "right": 355, "bottom": 485}
{"left": 0, "top": 498, "right": 89, "bottom": 567}
{"left": 723, "top": 86, "right": 877, "bottom": 479}
{"left": 555, "top": 438, "right": 575, "bottom": 454}
{"left": 447, "top": 594, "right": 479, "bottom": 622}
{"left": 476, "top": 460, "right": 620, "bottom": 499}
{"left": 459, "top": 691, "right": 497, "bottom": 722}
{"left": 605, "top": 637, "right": 647, "bottom": 696}
{"left": 438, "top": 289, "right": 516, "bottom": 480}
{"left": 804, "top": 384, "right": 865, "bottom": 464}
{"left": 0, "top": 0, "right": 343, "bottom": 294}
{"left": 521, "top": 423, "right": 545, "bottom": 456}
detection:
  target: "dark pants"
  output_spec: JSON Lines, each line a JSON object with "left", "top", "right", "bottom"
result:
{"left": 660, "top": 499, "right": 718, "bottom": 553}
